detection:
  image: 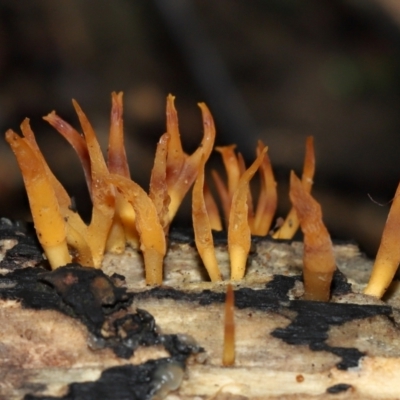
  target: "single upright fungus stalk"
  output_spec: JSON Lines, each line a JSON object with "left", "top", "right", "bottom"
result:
{"left": 289, "top": 171, "right": 336, "bottom": 301}
{"left": 222, "top": 283, "right": 235, "bottom": 366}
{"left": 214, "top": 145, "right": 241, "bottom": 224}
{"left": 229, "top": 146, "right": 267, "bottom": 280}
{"left": 251, "top": 141, "right": 277, "bottom": 236}
{"left": 106, "top": 92, "right": 137, "bottom": 253}
{"left": 72, "top": 100, "right": 116, "bottom": 267}
{"left": 107, "top": 174, "right": 166, "bottom": 285}
{"left": 149, "top": 132, "right": 171, "bottom": 235}
{"left": 203, "top": 182, "right": 223, "bottom": 231}
{"left": 5, "top": 129, "right": 71, "bottom": 269}
{"left": 273, "top": 136, "right": 315, "bottom": 239}
{"left": 364, "top": 181, "right": 400, "bottom": 298}
{"left": 192, "top": 153, "right": 222, "bottom": 281}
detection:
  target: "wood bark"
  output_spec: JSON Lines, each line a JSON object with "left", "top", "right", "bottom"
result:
{"left": 1, "top": 222, "right": 400, "bottom": 399}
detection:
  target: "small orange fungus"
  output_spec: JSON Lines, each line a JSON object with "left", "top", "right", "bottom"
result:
{"left": 251, "top": 140, "right": 277, "bottom": 236}
{"left": 5, "top": 129, "right": 71, "bottom": 269}
{"left": 289, "top": 171, "right": 336, "bottom": 301}
{"left": 107, "top": 174, "right": 166, "bottom": 285}
{"left": 192, "top": 153, "right": 222, "bottom": 282}
{"left": 229, "top": 146, "right": 267, "bottom": 280}
{"left": 364, "top": 182, "right": 400, "bottom": 298}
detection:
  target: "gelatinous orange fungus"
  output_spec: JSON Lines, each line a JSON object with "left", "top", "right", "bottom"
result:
{"left": 229, "top": 146, "right": 267, "bottom": 280}
{"left": 8, "top": 92, "right": 341, "bottom": 295}
{"left": 5, "top": 128, "right": 71, "bottom": 269}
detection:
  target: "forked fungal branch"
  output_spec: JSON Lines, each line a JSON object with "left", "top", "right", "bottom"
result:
{"left": 7, "top": 91, "right": 396, "bottom": 301}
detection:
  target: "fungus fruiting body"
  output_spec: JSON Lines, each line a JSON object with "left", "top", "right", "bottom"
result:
{"left": 6, "top": 91, "right": 398, "bottom": 302}
{"left": 364, "top": 181, "right": 400, "bottom": 298}
{"left": 289, "top": 171, "right": 336, "bottom": 301}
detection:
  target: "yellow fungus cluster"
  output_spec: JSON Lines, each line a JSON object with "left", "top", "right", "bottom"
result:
{"left": 6, "top": 92, "right": 400, "bottom": 302}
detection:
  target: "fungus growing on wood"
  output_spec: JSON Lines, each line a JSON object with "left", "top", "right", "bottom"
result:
{"left": 229, "top": 146, "right": 267, "bottom": 280}
{"left": 192, "top": 153, "right": 222, "bottom": 282}
{"left": 107, "top": 174, "right": 166, "bottom": 285}
{"left": 289, "top": 171, "right": 336, "bottom": 301}
{"left": 8, "top": 91, "right": 335, "bottom": 295}
{"left": 5, "top": 129, "right": 71, "bottom": 269}
{"left": 364, "top": 181, "right": 400, "bottom": 298}
{"left": 6, "top": 92, "right": 218, "bottom": 284}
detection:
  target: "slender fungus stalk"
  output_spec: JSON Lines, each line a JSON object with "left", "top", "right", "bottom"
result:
{"left": 238, "top": 152, "right": 255, "bottom": 227}
{"left": 211, "top": 169, "right": 231, "bottom": 228}
{"left": 149, "top": 133, "right": 171, "bottom": 234}
{"left": 229, "top": 146, "right": 267, "bottom": 280}
{"left": 223, "top": 283, "right": 235, "bottom": 366}
{"left": 215, "top": 145, "right": 240, "bottom": 197}
{"left": 107, "top": 174, "right": 166, "bottom": 285}
{"left": 214, "top": 145, "right": 241, "bottom": 225}
{"left": 5, "top": 130, "right": 71, "bottom": 269}
{"left": 192, "top": 154, "right": 222, "bottom": 282}
{"left": 252, "top": 140, "right": 277, "bottom": 236}
{"left": 106, "top": 92, "right": 136, "bottom": 252}
{"left": 72, "top": 100, "right": 115, "bottom": 267}
{"left": 273, "top": 136, "right": 315, "bottom": 239}
{"left": 203, "top": 182, "right": 223, "bottom": 231}
{"left": 364, "top": 182, "right": 400, "bottom": 298}
{"left": 107, "top": 92, "right": 130, "bottom": 178}
{"left": 289, "top": 171, "right": 336, "bottom": 301}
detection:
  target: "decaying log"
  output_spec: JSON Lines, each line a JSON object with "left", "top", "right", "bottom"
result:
{"left": 1, "top": 219, "right": 400, "bottom": 399}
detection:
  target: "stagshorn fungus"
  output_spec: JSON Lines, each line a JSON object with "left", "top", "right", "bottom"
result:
{"left": 8, "top": 91, "right": 398, "bottom": 302}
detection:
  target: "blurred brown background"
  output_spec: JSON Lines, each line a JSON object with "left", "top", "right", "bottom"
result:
{"left": 1, "top": 0, "right": 400, "bottom": 257}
